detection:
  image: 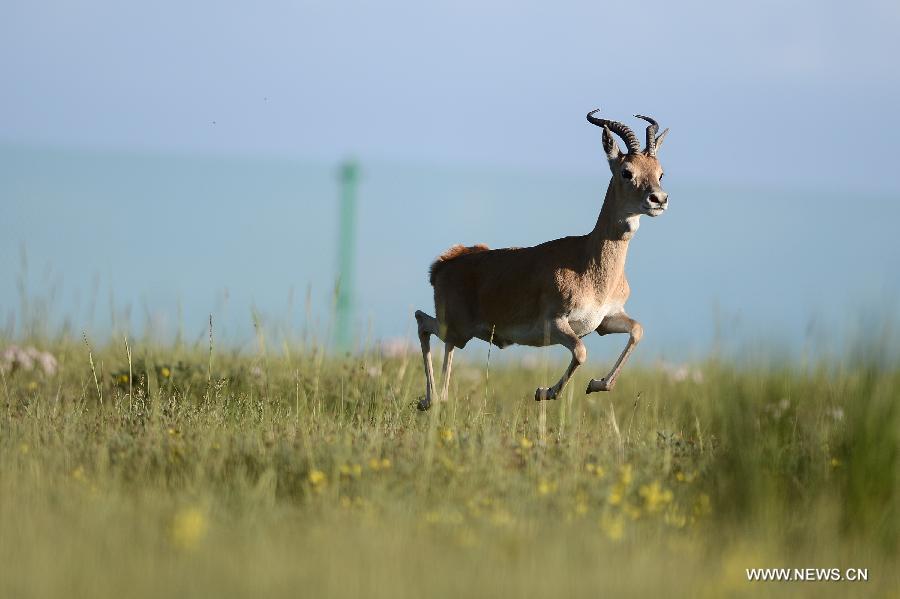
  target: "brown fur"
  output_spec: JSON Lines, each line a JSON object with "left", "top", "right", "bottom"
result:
{"left": 428, "top": 243, "right": 490, "bottom": 285}
{"left": 414, "top": 115, "right": 670, "bottom": 409}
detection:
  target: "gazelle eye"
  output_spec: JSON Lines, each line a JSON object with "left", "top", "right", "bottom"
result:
{"left": 621, "top": 169, "right": 633, "bottom": 180}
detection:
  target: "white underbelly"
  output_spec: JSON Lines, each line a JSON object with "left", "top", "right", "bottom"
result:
{"left": 485, "top": 301, "right": 624, "bottom": 346}
{"left": 567, "top": 301, "right": 623, "bottom": 337}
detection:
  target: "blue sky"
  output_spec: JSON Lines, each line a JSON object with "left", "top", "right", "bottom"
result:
{"left": 2, "top": 1, "right": 899, "bottom": 357}
{"left": 3, "top": 0, "right": 899, "bottom": 189}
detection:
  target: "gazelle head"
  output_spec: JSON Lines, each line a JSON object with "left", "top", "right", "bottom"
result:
{"left": 587, "top": 109, "right": 669, "bottom": 219}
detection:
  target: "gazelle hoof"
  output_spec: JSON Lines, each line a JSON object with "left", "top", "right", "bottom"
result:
{"left": 586, "top": 378, "right": 613, "bottom": 393}
{"left": 416, "top": 397, "right": 432, "bottom": 411}
{"left": 534, "top": 387, "right": 556, "bottom": 401}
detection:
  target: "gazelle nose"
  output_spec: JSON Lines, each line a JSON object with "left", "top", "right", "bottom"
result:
{"left": 648, "top": 192, "right": 668, "bottom": 206}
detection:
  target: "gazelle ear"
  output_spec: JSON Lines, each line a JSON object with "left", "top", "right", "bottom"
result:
{"left": 602, "top": 126, "right": 621, "bottom": 161}
{"left": 654, "top": 128, "right": 670, "bottom": 152}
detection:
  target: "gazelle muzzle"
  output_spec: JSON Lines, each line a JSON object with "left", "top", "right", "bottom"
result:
{"left": 643, "top": 190, "right": 668, "bottom": 215}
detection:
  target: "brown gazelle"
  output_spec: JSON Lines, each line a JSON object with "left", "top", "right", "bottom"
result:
{"left": 414, "top": 109, "right": 670, "bottom": 410}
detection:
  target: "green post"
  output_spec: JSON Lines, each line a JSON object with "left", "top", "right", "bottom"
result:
{"left": 335, "top": 159, "right": 359, "bottom": 351}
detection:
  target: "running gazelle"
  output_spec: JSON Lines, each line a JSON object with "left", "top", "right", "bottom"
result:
{"left": 415, "top": 109, "right": 670, "bottom": 410}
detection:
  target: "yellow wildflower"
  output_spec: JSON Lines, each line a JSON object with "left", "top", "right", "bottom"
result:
{"left": 308, "top": 469, "right": 327, "bottom": 487}
{"left": 607, "top": 483, "right": 625, "bottom": 506}
{"left": 27, "top": 381, "right": 38, "bottom": 391}
{"left": 170, "top": 507, "right": 208, "bottom": 550}
{"left": 675, "top": 470, "right": 697, "bottom": 483}
{"left": 160, "top": 367, "right": 171, "bottom": 378}
{"left": 586, "top": 463, "right": 606, "bottom": 479}
{"left": 439, "top": 428, "right": 454, "bottom": 443}
{"left": 830, "top": 457, "right": 841, "bottom": 468}
{"left": 639, "top": 481, "right": 673, "bottom": 513}
{"left": 600, "top": 513, "right": 624, "bottom": 541}
{"left": 519, "top": 437, "right": 533, "bottom": 450}
{"left": 537, "top": 479, "right": 557, "bottom": 496}
{"left": 368, "top": 457, "right": 392, "bottom": 471}
{"left": 340, "top": 463, "right": 362, "bottom": 478}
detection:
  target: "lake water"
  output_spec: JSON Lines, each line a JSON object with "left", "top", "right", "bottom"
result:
{"left": 2, "top": 144, "right": 898, "bottom": 361}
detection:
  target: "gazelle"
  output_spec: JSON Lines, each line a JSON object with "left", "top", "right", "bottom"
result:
{"left": 414, "top": 109, "right": 669, "bottom": 410}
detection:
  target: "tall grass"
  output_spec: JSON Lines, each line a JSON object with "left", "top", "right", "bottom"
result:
{"left": 1, "top": 336, "right": 897, "bottom": 597}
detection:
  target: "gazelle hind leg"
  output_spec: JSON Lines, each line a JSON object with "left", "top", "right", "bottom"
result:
{"left": 439, "top": 341, "right": 455, "bottom": 403}
{"left": 535, "top": 320, "right": 586, "bottom": 401}
{"left": 586, "top": 313, "right": 643, "bottom": 393}
{"left": 415, "top": 310, "right": 439, "bottom": 410}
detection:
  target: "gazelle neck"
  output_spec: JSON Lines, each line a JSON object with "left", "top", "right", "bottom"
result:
{"left": 590, "top": 179, "right": 639, "bottom": 243}
{"left": 582, "top": 179, "right": 635, "bottom": 291}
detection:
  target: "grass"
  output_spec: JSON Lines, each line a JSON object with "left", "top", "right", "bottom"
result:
{"left": 1, "top": 336, "right": 897, "bottom": 598}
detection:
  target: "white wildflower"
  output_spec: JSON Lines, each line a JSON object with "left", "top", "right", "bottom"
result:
{"left": 0, "top": 346, "right": 58, "bottom": 376}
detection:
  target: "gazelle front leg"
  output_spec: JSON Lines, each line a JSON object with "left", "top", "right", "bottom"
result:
{"left": 586, "top": 313, "right": 643, "bottom": 393}
{"left": 535, "top": 320, "right": 587, "bottom": 401}
{"left": 415, "top": 310, "right": 440, "bottom": 410}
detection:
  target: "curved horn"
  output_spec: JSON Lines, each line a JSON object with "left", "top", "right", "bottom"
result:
{"left": 586, "top": 109, "right": 641, "bottom": 154}
{"left": 634, "top": 114, "right": 659, "bottom": 156}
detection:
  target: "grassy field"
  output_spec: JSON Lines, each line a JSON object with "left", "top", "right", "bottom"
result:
{"left": 1, "top": 336, "right": 897, "bottom": 598}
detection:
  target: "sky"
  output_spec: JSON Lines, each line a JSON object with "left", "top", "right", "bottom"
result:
{"left": 3, "top": 0, "right": 900, "bottom": 189}
{"left": 2, "top": 0, "right": 899, "bottom": 358}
